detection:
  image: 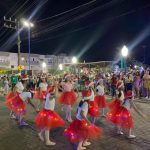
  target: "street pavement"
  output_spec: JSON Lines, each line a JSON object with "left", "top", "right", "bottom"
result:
{"left": 0, "top": 95, "right": 150, "bottom": 150}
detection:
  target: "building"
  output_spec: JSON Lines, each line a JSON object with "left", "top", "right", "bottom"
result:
{"left": 0, "top": 51, "right": 72, "bottom": 72}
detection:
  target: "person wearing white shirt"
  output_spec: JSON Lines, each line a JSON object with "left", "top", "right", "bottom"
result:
{"left": 18, "top": 91, "right": 37, "bottom": 126}
{"left": 35, "top": 88, "right": 65, "bottom": 146}
{"left": 64, "top": 93, "right": 102, "bottom": 150}
{"left": 35, "top": 76, "right": 48, "bottom": 110}
{"left": 94, "top": 79, "right": 107, "bottom": 116}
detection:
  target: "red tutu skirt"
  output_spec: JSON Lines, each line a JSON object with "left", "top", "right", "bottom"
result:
{"left": 6, "top": 91, "right": 20, "bottom": 101}
{"left": 35, "top": 109, "right": 65, "bottom": 130}
{"left": 6, "top": 95, "right": 26, "bottom": 115}
{"left": 94, "top": 95, "right": 107, "bottom": 108}
{"left": 106, "top": 106, "right": 134, "bottom": 129}
{"left": 6, "top": 91, "right": 15, "bottom": 101}
{"left": 58, "top": 91, "right": 77, "bottom": 105}
{"left": 64, "top": 118, "right": 102, "bottom": 143}
{"left": 108, "top": 99, "right": 121, "bottom": 111}
{"left": 34, "top": 90, "right": 47, "bottom": 102}
{"left": 88, "top": 101, "right": 100, "bottom": 117}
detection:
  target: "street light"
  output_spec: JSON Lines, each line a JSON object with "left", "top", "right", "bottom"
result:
{"left": 22, "top": 19, "right": 34, "bottom": 70}
{"left": 42, "top": 62, "right": 46, "bottom": 68}
{"left": 42, "top": 62, "right": 46, "bottom": 73}
{"left": 134, "top": 65, "right": 137, "bottom": 69}
{"left": 121, "top": 45, "right": 128, "bottom": 57}
{"left": 59, "top": 64, "right": 63, "bottom": 71}
{"left": 72, "top": 56, "right": 77, "bottom": 64}
{"left": 21, "top": 57, "right": 25, "bottom": 61}
{"left": 121, "top": 45, "right": 128, "bottom": 74}
{"left": 72, "top": 56, "right": 77, "bottom": 74}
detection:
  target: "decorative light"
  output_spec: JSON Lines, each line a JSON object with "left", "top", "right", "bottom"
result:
{"left": 121, "top": 45, "right": 128, "bottom": 57}
{"left": 42, "top": 62, "right": 46, "bottom": 68}
{"left": 59, "top": 64, "right": 63, "bottom": 70}
{"left": 22, "top": 19, "right": 34, "bottom": 28}
{"left": 21, "top": 57, "right": 25, "bottom": 61}
{"left": 72, "top": 56, "right": 77, "bottom": 64}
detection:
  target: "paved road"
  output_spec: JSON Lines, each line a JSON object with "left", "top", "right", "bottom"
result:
{"left": 0, "top": 96, "right": 150, "bottom": 150}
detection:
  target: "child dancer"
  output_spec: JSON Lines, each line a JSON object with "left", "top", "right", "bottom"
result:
{"left": 58, "top": 77, "right": 77, "bottom": 122}
{"left": 34, "top": 76, "right": 48, "bottom": 109}
{"left": 64, "top": 91, "right": 102, "bottom": 150}
{"left": 94, "top": 79, "right": 107, "bottom": 117}
{"left": 6, "top": 85, "right": 37, "bottom": 126}
{"left": 83, "top": 80, "right": 99, "bottom": 123}
{"left": 35, "top": 87, "right": 65, "bottom": 146}
{"left": 106, "top": 89, "right": 124, "bottom": 135}
{"left": 107, "top": 89, "right": 146, "bottom": 138}
{"left": 6, "top": 75, "right": 28, "bottom": 119}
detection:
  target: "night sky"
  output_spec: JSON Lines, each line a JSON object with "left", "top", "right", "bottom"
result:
{"left": 0, "top": 0, "right": 150, "bottom": 64}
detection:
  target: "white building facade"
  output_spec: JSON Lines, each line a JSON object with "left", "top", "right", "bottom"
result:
{"left": 0, "top": 51, "right": 72, "bottom": 72}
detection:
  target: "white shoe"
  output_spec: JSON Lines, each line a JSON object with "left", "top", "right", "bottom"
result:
{"left": 146, "top": 96, "right": 148, "bottom": 99}
{"left": 77, "top": 146, "right": 86, "bottom": 150}
{"left": 38, "top": 133, "right": 44, "bottom": 142}
{"left": 46, "top": 141, "right": 56, "bottom": 146}
{"left": 10, "top": 114, "right": 17, "bottom": 119}
{"left": 83, "top": 141, "right": 91, "bottom": 146}
{"left": 67, "top": 119, "right": 73, "bottom": 123}
{"left": 128, "top": 135, "right": 136, "bottom": 139}
{"left": 117, "top": 130, "right": 124, "bottom": 135}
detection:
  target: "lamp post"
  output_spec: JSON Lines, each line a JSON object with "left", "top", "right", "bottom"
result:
{"left": 42, "top": 62, "right": 47, "bottom": 73}
{"left": 59, "top": 64, "right": 63, "bottom": 77}
{"left": 121, "top": 45, "right": 128, "bottom": 75}
{"left": 72, "top": 56, "right": 77, "bottom": 74}
{"left": 22, "top": 19, "right": 34, "bottom": 70}
{"left": 59, "top": 64, "right": 63, "bottom": 71}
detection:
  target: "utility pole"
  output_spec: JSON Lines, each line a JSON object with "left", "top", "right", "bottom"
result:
{"left": 4, "top": 16, "right": 21, "bottom": 66}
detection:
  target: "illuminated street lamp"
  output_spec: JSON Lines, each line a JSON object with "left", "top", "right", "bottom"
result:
{"left": 121, "top": 45, "right": 128, "bottom": 57}
{"left": 42, "top": 62, "right": 47, "bottom": 68}
{"left": 121, "top": 45, "right": 128, "bottom": 74}
{"left": 42, "top": 62, "right": 47, "bottom": 73}
{"left": 72, "top": 56, "right": 77, "bottom": 64}
{"left": 22, "top": 19, "right": 34, "bottom": 70}
{"left": 72, "top": 56, "right": 77, "bottom": 74}
{"left": 59, "top": 64, "right": 63, "bottom": 71}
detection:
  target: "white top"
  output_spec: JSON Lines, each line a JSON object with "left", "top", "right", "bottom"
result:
{"left": 39, "top": 82, "right": 48, "bottom": 91}
{"left": 15, "top": 82, "right": 24, "bottom": 93}
{"left": 76, "top": 101, "right": 88, "bottom": 120}
{"left": 44, "top": 93, "right": 55, "bottom": 110}
{"left": 120, "top": 91, "right": 125, "bottom": 101}
{"left": 123, "top": 99, "right": 130, "bottom": 110}
{"left": 4, "top": 80, "right": 9, "bottom": 87}
{"left": 19, "top": 92, "right": 32, "bottom": 102}
{"left": 85, "top": 90, "right": 94, "bottom": 101}
{"left": 96, "top": 85, "right": 104, "bottom": 96}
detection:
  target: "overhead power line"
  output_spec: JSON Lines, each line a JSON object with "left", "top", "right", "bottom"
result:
{"left": 36, "top": 0, "right": 96, "bottom": 22}
{"left": 29, "top": 3, "right": 150, "bottom": 44}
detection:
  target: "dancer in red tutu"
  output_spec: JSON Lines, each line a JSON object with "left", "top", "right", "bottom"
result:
{"left": 82, "top": 79, "right": 99, "bottom": 123}
{"left": 35, "top": 87, "right": 65, "bottom": 146}
{"left": 94, "top": 79, "right": 107, "bottom": 117}
{"left": 64, "top": 91, "right": 102, "bottom": 150}
{"left": 34, "top": 76, "right": 48, "bottom": 110}
{"left": 107, "top": 90, "right": 146, "bottom": 138}
{"left": 6, "top": 75, "right": 28, "bottom": 119}
{"left": 6, "top": 85, "right": 37, "bottom": 126}
{"left": 58, "top": 77, "right": 77, "bottom": 122}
